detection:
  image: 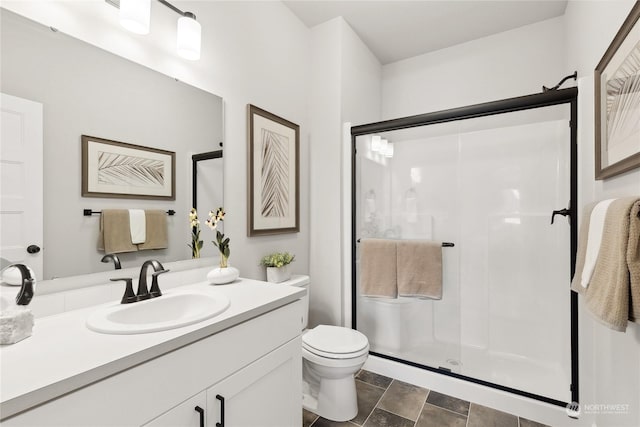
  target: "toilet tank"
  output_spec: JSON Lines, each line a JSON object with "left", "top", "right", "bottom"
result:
{"left": 280, "top": 275, "right": 310, "bottom": 330}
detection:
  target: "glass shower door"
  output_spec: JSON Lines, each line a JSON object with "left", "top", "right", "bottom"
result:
{"left": 354, "top": 102, "right": 573, "bottom": 404}
{"left": 354, "top": 120, "right": 463, "bottom": 375}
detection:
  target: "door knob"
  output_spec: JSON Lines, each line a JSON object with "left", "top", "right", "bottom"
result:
{"left": 26, "top": 245, "right": 41, "bottom": 254}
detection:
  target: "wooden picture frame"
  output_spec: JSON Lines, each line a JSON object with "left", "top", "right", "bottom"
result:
{"left": 594, "top": 1, "right": 640, "bottom": 180}
{"left": 247, "top": 105, "right": 300, "bottom": 236}
{"left": 81, "top": 135, "right": 175, "bottom": 200}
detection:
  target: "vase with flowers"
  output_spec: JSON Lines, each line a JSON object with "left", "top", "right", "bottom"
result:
{"left": 205, "top": 207, "right": 239, "bottom": 285}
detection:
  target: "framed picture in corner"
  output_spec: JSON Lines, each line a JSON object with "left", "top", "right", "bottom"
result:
{"left": 247, "top": 105, "right": 300, "bottom": 236}
{"left": 81, "top": 135, "right": 175, "bottom": 200}
{"left": 594, "top": 1, "right": 640, "bottom": 180}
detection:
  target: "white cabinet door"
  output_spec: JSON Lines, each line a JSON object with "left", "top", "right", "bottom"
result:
{"left": 144, "top": 392, "right": 206, "bottom": 427}
{"left": 206, "top": 338, "right": 301, "bottom": 427}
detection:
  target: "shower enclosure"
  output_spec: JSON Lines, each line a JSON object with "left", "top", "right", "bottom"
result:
{"left": 351, "top": 88, "right": 578, "bottom": 406}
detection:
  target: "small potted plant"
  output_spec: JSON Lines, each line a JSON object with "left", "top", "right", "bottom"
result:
{"left": 260, "top": 252, "right": 295, "bottom": 283}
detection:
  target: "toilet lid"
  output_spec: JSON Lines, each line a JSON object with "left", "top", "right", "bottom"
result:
{"left": 302, "top": 325, "right": 369, "bottom": 356}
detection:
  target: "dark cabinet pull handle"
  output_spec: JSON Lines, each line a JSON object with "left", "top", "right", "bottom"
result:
{"left": 27, "top": 245, "right": 40, "bottom": 254}
{"left": 216, "top": 394, "right": 225, "bottom": 427}
{"left": 194, "top": 406, "right": 205, "bottom": 427}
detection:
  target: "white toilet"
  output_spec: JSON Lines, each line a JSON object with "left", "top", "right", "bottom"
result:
{"left": 284, "top": 275, "right": 369, "bottom": 422}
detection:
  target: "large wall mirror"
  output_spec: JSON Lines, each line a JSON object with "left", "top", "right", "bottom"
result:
{"left": 0, "top": 9, "right": 224, "bottom": 279}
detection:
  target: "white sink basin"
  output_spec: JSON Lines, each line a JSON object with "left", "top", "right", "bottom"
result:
{"left": 86, "top": 290, "right": 230, "bottom": 334}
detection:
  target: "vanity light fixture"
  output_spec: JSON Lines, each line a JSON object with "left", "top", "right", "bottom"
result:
{"left": 109, "top": 0, "right": 202, "bottom": 61}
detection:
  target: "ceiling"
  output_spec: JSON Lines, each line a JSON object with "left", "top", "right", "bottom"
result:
{"left": 283, "top": 1, "right": 568, "bottom": 64}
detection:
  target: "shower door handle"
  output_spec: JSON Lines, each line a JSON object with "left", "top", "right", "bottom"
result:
{"left": 551, "top": 208, "right": 570, "bottom": 224}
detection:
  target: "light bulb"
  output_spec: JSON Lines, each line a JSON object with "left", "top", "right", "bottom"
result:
{"left": 119, "top": 0, "right": 150, "bottom": 35}
{"left": 371, "top": 135, "right": 381, "bottom": 152}
{"left": 177, "top": 12, "right": 201, "bottom": 61}
{"left": 380, "top": 138, "right": 389, "bottom": 153}
{"left": 383, "top": 142, "right": 394, "bottom": 158}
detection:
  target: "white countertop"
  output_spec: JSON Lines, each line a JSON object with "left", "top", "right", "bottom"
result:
{"left": 0, "top": 278, "right": 305, "bottom": 420}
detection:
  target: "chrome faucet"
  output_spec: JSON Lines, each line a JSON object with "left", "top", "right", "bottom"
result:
{"left": 101, "top": 254, "right": 122, "bottom": 270}
{"left": 1, "top": 263, "right": 35, "bottom": 305}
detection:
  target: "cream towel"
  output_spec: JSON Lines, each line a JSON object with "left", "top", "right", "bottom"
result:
{"left": 98, "top": 210, "right": 138, "bottom": 254}
{"left": 360, "top": 239, "right": 397, "bottom": 298}
{"left": 571, "top": 198, "right": 640, "bottom": 331}
{"left": 397, "top": 240, "right": 442, "bottom": 299}
{"left": 137, "top": 210, "right": 168, "bottom": 250}
{"left": 581, "top": 199, "right": 615, "bottom": 287}
{"left": 128, "top": 209, "right": 146, "bottom": 244}
{"left": 627, "top": 201, "right": 640, "bottom": 324}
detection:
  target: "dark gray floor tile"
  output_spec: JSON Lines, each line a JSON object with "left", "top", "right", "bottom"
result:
{"left": 311, "top": 416, "right": 357, "bottom": 427}
{"left": 304, "top": 408, "right": 319, "bottom": 427}
{"left": 467, "top": 403, "right": 518, "bottom": 427}
{"left": 351, "top": 380, "right": 387, "bottom": 425}
{"left": 356, "top": 370, "right": 393, "bottom": 389}
{"left": 519, "top": 417, "right": 551, "bottom": 427}
{"left": 415, "top": 403, "right": 467, "bottom": 427}
{"left": 377, "top": 380, "right": 429, "bottom": 421}
{"left": 362, "top": 408, "right": 415, "bottom": 427}
{"left": 425, "top": 390, "right": 470, "bottom": 416}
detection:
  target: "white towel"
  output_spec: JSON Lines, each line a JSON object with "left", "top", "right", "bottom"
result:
{"left": 128, "top": 209, "right": 146, "bottom": 245}
{"left": 581, "top": 199, "right": 615, "bottom": 288}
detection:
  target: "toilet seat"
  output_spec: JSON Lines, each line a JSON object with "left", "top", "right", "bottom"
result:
{"left": 303, "top": 325, "right": 369, "bottom": 359}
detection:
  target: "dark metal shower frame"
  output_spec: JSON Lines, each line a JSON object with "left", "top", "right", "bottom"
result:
{"left": 350, "top": 87, "right": 579, "bottom": 407}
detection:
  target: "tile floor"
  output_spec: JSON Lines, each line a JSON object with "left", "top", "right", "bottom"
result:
{"left": 302, "top": 370, "right": 552, "bottom": 427}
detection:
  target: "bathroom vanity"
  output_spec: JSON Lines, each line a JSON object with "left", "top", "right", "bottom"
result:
{"left": 0, "top": 276, "right": 305, "bottom": 426}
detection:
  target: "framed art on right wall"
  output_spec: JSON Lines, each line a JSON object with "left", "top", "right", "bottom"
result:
{"left": 595, "top": 1, "right": 640, "bottom": 180}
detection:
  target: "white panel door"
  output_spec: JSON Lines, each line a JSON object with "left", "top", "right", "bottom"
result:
{"left": 0, "top": 93, "right": 43, "bottom": 279}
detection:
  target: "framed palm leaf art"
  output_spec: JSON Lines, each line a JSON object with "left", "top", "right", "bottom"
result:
{"left": 81, "top": 135, "right": 175, "bottom": 200}
{"left": 595, "top": 1, "right": 640, "bottom": 180}
{"left": 247, "top": 105, "right": 300, "bottom": 236}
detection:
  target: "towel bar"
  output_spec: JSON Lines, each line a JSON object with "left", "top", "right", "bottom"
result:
{"left": 356, "top": 238, "right": 454, "bottom": 247}
{"left": 83, "top": 209, "right": 176, "bottom": 216}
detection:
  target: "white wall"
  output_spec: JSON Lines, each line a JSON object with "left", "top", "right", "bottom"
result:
{"left": 565, "top": 1, "right": 640, "bottom": 426}
{"left": 382, "top": 16, "right": 567, "bottom": 119}
{"left": 308, "top": 17, "right": 381, "bottom": 327}
{"left": 1, "top": 0, "right": 311, "bottom": 281}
